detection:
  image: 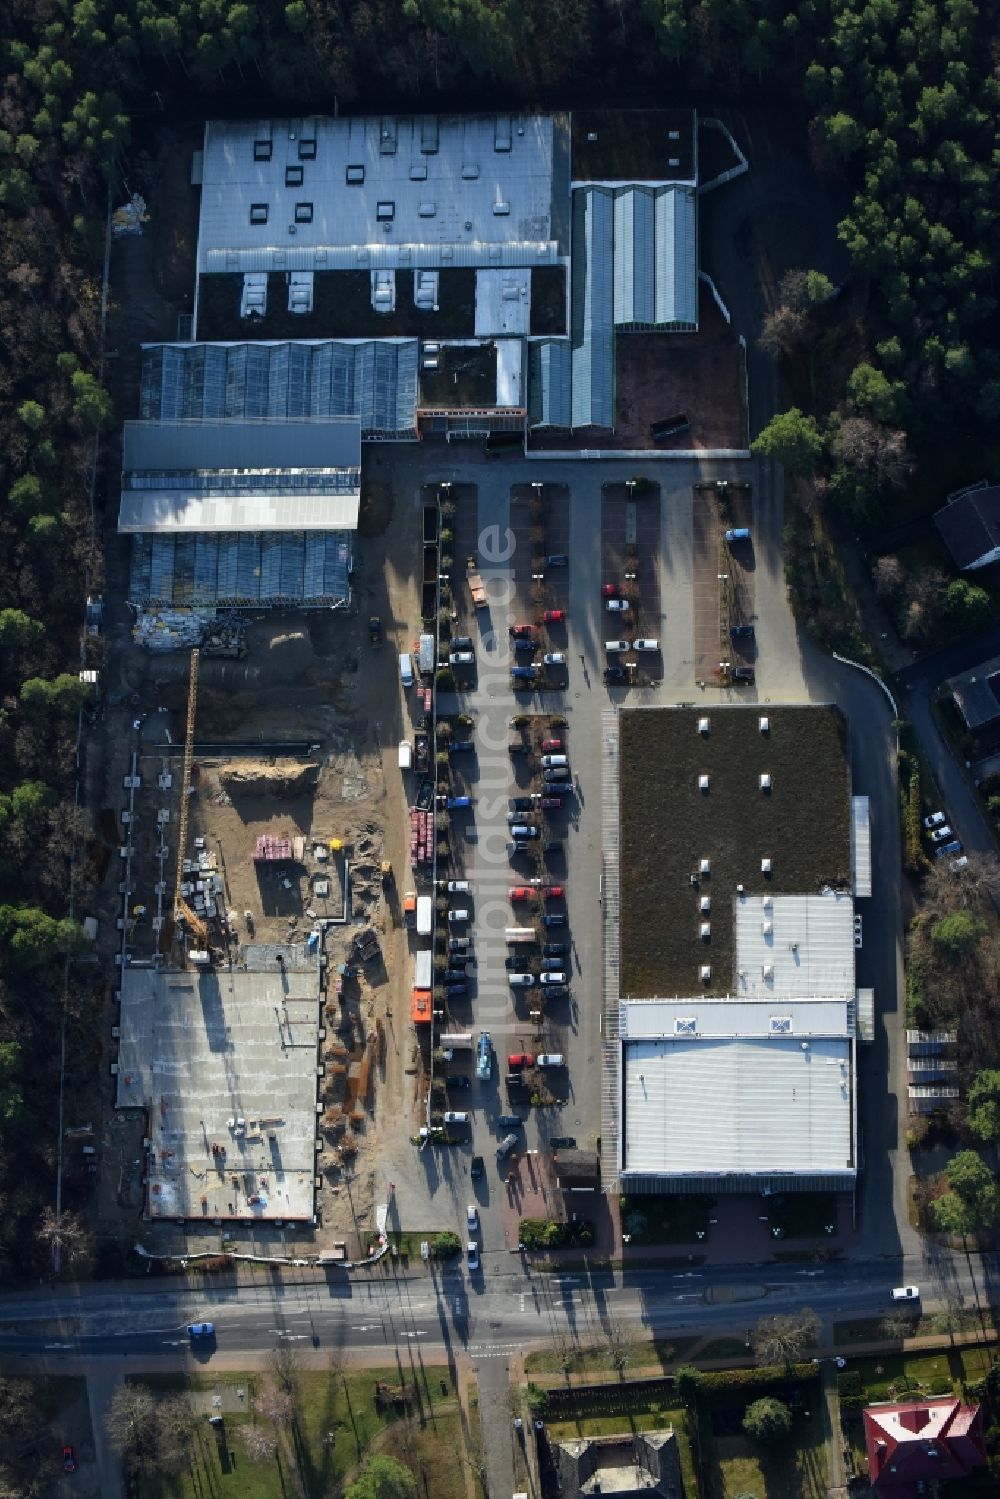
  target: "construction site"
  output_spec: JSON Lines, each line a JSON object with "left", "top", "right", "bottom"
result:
{"left": 96, "top": 478, "right": 425, "bottom": 1250}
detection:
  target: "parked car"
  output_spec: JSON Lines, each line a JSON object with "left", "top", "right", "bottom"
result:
{"left": 445, "top": 983, "right": 467, "bottom": 996}
{"left": 540, "top": 971, "right": 566, "bottom": 985}
{"left": 510, "top": 624, "right": 535, "bottom": 638}
{"left": 543, "top": 942, "right": 569, "bottom": 957}
{"left": 63, "top": 1447, "right": 77, "bottom": 1474}
{"left": 725, "top": 527, "right": 751, "bottom": 543}
{"left": 511, "top": 665, "right": 537, "bottom": 681}
{"left": 601, "top": 583, "right": 620, "bottom": 597}
{"left": 929, "top": 825, "right": 954, "bottom": 843}
{"left": 540, "top": 958, "right": 564, "bottom": 972}
{"left": 606, "top": 639, "right": 630, "bottom": 652}
{"left": 448, "top": 739, "right": 474, "bottom": 753}
{"left": 447, "top": 1075, "right": 471, "bottom": 1089}
{"left": 542, "top": 913, "right": 566, "bottom": 927}
{"left": 510, "top": 796, "right": 535, "bottom": 811}
{"left": 923, "top": 811, "right": 947, "bottom": 829}
{"left": 542, "top": 984, "right": 568, "bottom": 998}
{"left": 604, "top": 665, "right": 630, "bottom": 684}
{"left": 891, "top": 1285, "right": 920, "bottom": 1301}
{"left": 514, "top": 635, "right": 537, "bottom": 652}
{"left": 448, "top": 908, "right": 471, "bottom": 923}
{"left": 541, "top": 885, "right": 565, "bottom": 900}
{"left": 476, "top": 1031, "right": 492, "bottom": 1081}
{"left": 452, "top": 636, "right": 473, "bottom": 651}
{"left": 543, "top": 652, "right": 566, "bottom": 667}
{"left": 540, "top": 797, "right": 563, "bottom": 811}
{"left": 187, "top": 1322, "right": 215, "bottom": 1339}
{"left": 731, "top": 666, "right": 755, "bottom": 683}
{"left": 540, "top": 738, "right": 563, "bottom": 752}
{"left": 508, "top": 887, "right": 536, "bottom": 902}
{"left": 467, "top": 1204, "right": 479, "bottom": 1229}
{"left": 607, "top": 598, "right": 629, "bottom": 612}
{"left": 541, "top": 754, "right": 568, "bottom": 768}
{"left": 543, "top": 840, "right": 563, "bottom": 856}
{"left": 632, "top": 638, "right": 659, "bottom": 652}
{"left": 446, "top": 795, "right": 471, "bottom": 810}
{"left": 444, "top": 969, "right": 467, "bottom": 983}
{"left": 449, "top": 937, "right": 472, "bottom": 953}
{"left": 510, "top": 824, "right": 540, "bottom": 840}
{"left": 542, "top": 609, "right": 566, "bottom": 623}
{"left": 536, "top": 1054, "right": 565, "bottom": 1068}
{"left": 549, "top": 1135, "right": 576, "bottom": 1149}
{"left": 508, "top": 973, "right": 534, "bottom": 988}
{"left": 471, "top": 1154, "right": 484, "bottom": 1178}
{"left": 935, "top": 840, "right": 962, "bottom": 857}
{"left": 497, "top": 1132, "right": 519, "bottom": 1156}
{"left": 450, "top": 650, "right": 475, "bottom": 666}
{"left": 509, "top": 742, "right": 530, "bottom": 755}
{"left": 445, "top": 879, "right": 470, "bottom": 892}
{"left": 544, "top": 554, "right": 568, "bottom": 567}
{"left": 497, "top": 1115, "right": 523, "bottom": 1130}
{"left": 467, "top": 1240, "right": 479, "bottom": 1270}
{"left": 443, "top": 1111, "right": 469, "bottom": 1125}
{"left": 543, "top": 768, "right": 571, "bottom": 782}
{"left": 730, "top": 623, "right": 754, "bottom": 639}
{"left": 508, "top": 1053, "right": 533, "bottom": 1069}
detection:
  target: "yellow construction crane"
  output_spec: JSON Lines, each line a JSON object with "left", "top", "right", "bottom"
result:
{"left": 174, "top": 648, "right": 208, "bottom": 949}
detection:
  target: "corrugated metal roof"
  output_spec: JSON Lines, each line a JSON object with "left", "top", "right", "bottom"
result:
{"left": 118, "top": 490, "right": 359, "bottom": 534}
{"left": 621, "top": 1032, "right": 853, "bottom": 1177}
{"left": 851, "top": 795, "right": 872, "bottom": 898}
{"left": 570, "top": 187, "right": 614, "bottom": 429}
{"left": 128, "top": 530, "right": 350, "bottom": 606}
{"left": 613, "top": 188, "right": 655, "bottom": 325}
{"left": 123, "top": 417, "right": 361, "bottom": 472}
{"left": 734, "top": 892, "right": 856, "bottom": 1000}
{"left": 653, "top": 185, "right": 698, "bottom": 326}
{"left": 529, "top": 339, "right": 571, "bottom": 427}
{"left": 620, "top": 996, "right": 852, "bottom": 1041}
{"left": 857, "top": 988, "right": 875, "bottom": 1042}
{"left": 198, "top": 115, "right": 559, "bottom": 277}
{"left": 474, "top": 268, "right": 532, "bottom": 336}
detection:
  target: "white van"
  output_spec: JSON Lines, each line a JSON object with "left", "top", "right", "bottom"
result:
{"left": 399, "top": 652, "right": 414, "bottom": 687}
{"left": 536, "top": 1053, "right": 564, "bottom": 1068}
{"left": 540, "top": 754, "right": 568, "bottom": 768}
{"left": 508, "top": 973, "right": 535, "bottom": 987}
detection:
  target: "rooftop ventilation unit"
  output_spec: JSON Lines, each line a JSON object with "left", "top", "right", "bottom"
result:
{"left": 763, "top": 895, "right": 773, "bottom": 910}
{"left": 675, "top": 1017, "right": 697, "bottom": 1034}
{"left": 700, "top": 922, "right": 711, "bottom": 940}
{"left": 698, "top": 774, "right": 710, "bottom": 792}
{"left": 698, "top": 716, "right": 710, "bottom": 735}
{"left": 760, "top": 772, "right": 771, "bottom": 791}
{"left": 770, "top": 1015, "right": 792, "bottom": 1033}
{"left": 761, "top": 857, "right": 772, "bottom": 875}
{"left": 762, "top": 920, "right": 773, "bottom": 936}
{"left": 736, "top": 883, "right": 745, "bottom": 895}
{"left": 699, "top": 858, "right": 711, "bottom": 876}
{"left": 699, "top": 965, "right": 711, "bottom": 982}
{"left": 699, "top": 896, "right": 711, "bottom": 914}
{"left": 763, "top": 964, "right": 775, "bottom": 982}
{"left": 759, "top": 715, "right": 770, "bottom": 734}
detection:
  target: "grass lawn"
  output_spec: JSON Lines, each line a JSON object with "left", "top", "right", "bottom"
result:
{"left": 620, "top": 1194, "right": 714, "bottom": 1245}
{"left": 524, "top": 1335, "right": 700, "bottom": 1376}
{"left": 547, "top": 1406, "right": 699, "bottom": 1496}
{"left": 845, "top": 1344, "right": 995, "bottom": 1397}
{"left": 703, "top": 1403, "right": 827, "bottom": 1499}
{"left": 136, "top": 1366, "right": 458, "bottom": 1499}
{"left": 700, "top": 1338, "right": 751, "bottom": 1361}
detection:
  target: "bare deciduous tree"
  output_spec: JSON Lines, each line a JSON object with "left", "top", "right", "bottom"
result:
{"left": 242, "top": 1424, "right": 278, "bottom": 1463}
{"left": 605, "top": 1319, "right": 638, "bottom": 1375}
{"left": 155, "top": 1393, "right": 199, "bottom": 1474}
{"left": 105, "top": 1381, "right": 158, "bottom": 1473}
{"left": 267, "top": 1340, "right": 301, "bottom": 1395}
{"left": 37, "top": 1207, "right": 94, "bottom": 1273}
{"left": 831, "top": 416, "right": 912, "bottom": 489}
{"left": 872, "top": 554, "right": 905, "bottom": 598}
{"left": 254, "top": 1378, "right": 295, "bottom": 1426}
{"left": 751, "top": 1308, "right": 821, "bottom": 1366}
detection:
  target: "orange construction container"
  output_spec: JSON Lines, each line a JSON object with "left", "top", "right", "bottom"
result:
{"left": 411, "top": 989, "right": 432, "bottom": 1024}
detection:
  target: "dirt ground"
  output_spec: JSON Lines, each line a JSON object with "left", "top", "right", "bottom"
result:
{"left": 692, "top": 480, "right": 755, "bottom": 685}
{"left": 88, "top": 479, "right": 427, "bottom": 1253}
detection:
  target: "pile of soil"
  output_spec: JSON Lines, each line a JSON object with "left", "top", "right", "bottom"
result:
{"left": 219, "top": 760, "right": 319, "bottom": 798}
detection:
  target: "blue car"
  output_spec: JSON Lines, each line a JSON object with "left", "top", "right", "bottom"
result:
{"left": 445, "top": 983, "right": 468, "bottom": 996}
{"left": 544, "top": 554, "right": 569, "bottom": 567}
{"left": 511, "top": 665, "right": 537, "bottom": 681}
{"left": 541, "top": 913, "right": 566, "bottom": 927}
{"left": 514, "top": 637, "right": 537, "bottom": 652}
{"left": 449, "top": 740, "right": 474, "bottom": 753}
{"left": 187, "top": 1322, "right": 215, "bottom": 1339}
{"left": 447, "top": 795, "right": 471, "bottom": 809}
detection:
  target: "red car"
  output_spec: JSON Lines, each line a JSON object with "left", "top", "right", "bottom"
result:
{"left": 508, "top": 886, "right": 536, "bottom": 902}
{"left": 542, "top": 609, "right": 566, "bottom": 623}
{"left": 541, "top": 885, "right": 565, "bottom": 901}
{"left": 601, "top": 583, "right": 620, "bottom": 597}
{"left": 510, "top": 623, "right": 535, "bottom": 638}
{"left": 541, "top": 738, "right": 563, "bottom": 752}
{"left": 63, "top": 1446, "right": 77, "bottom": 1474}
{"left": 539, "top": 796, "right": 563, "bottom": 809}
{"left": 508, "top": 1053, "right": 533, "bottom": 1069}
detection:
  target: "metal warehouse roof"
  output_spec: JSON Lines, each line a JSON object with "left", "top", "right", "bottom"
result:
{"left": 653, "top": 186, "right": 697, "bottom": 326}
{"left": 612, "top": 185, "right": 697, "bottom": 328}
{"left": 570, "top": 187, "right": 614, "bottom": 429}
{"left": 529, "top": 339, "right": 571, "bottom": 428}
{"left": 620, "top": 1028, "right": 853, "bottom": 1178}
{"left": 123, "top": 416, "right": 361, "bottom": 473}
{"left": 198, "top": 114, "right": 564, "bottom": 276}
{"left": 474, "top": 268, "right": 532, "bottom": 336}
{"left": 118, "top": 489, "right": 360, "bottom": 534}
{"left": 733, "top": 891, "right": 857, "bottom": 1000}
{"left": 620, "top": 996, "right": 852, "bottom": 1041}
{"left": 613, "top": 187, "right": 655, "bottom": 325}
{"left": 140, "top": 341, "right": 418, "bottom": 436}
{"left": 129, "top": 531, "right": 351, "bottom": 608}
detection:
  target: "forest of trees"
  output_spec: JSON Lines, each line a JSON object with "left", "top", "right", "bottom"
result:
{"left": 0, "top": 0, "right": 998, "bottom": 1272}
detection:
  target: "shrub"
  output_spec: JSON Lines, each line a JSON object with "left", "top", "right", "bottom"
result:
{"left": 436, "top": 667, "right": 455, "bottom": 690}
{"left": 431, "top": 1232, "right": 461, "bottom": 1259}
{"left": 743, "top": 1396, "right": 792, "bottom": 1442}
{"left": 930, "top": 1377, "right": 953, "bottom": 1395}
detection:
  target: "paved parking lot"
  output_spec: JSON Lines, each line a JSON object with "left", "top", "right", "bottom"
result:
{"left": 365, "top": 443, "right": 809, "bottom": 1270}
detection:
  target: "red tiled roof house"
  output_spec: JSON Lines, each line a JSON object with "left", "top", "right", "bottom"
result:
{"left": 864, "top": 1397, "right": 988, "bottom": 1495}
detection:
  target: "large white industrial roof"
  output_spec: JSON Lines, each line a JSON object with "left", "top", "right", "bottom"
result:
{"left": 474, "top": 268, "right": 532, "bottom": 336}
{"left": 118, "top": 489, "right": 360, "bottom": 534}
{"left": 620, "top": 999, "right": 853, "bottom": 1177}
{"left": 198, "top": 114, "right": 562, "bottom": 275}
{"left": 851, "top": 795, "right": 872, "bottom": 898}
{"left": 733, "top": 891, "right": 856, "bottom": 1000}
